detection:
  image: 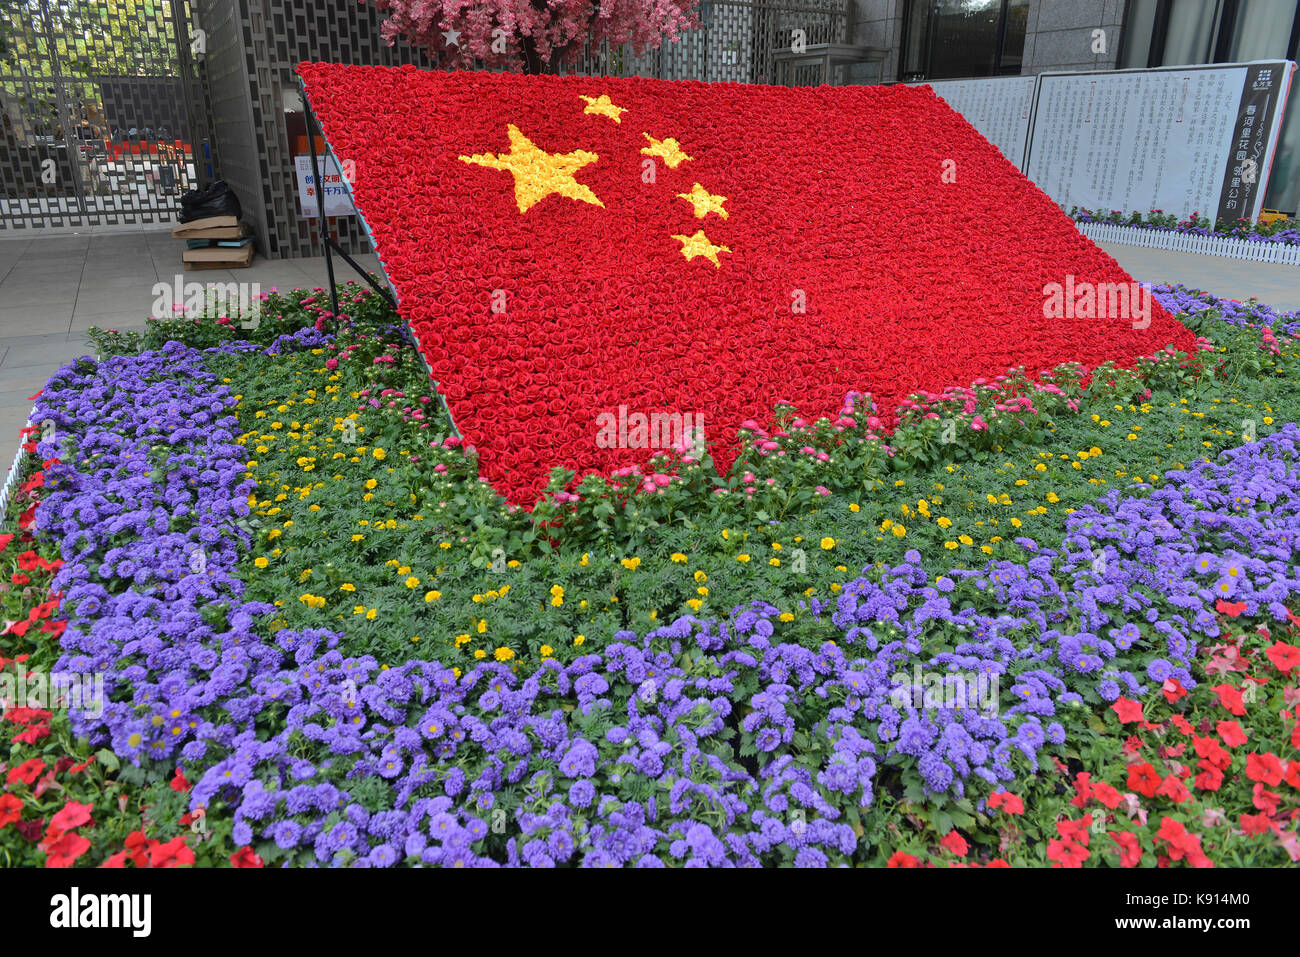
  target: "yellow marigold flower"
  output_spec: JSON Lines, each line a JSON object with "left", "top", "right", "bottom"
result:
{"left": 848, "top": 503, "right": 860, "bottom": 513}
{"left": 687, "top": 599, "right": 703, "bottom": 611}
{"left": 670, "top": 553, "right": 688, "bottom": 563}
{"left": 254, "top": 556, "right": 269, "bottom": 569}
{"left": 736, "top": 554, "right": 751, "bottom": 563}
{"left": 574, "top": 634, "right": 586, "bottom": 646}
{"left": 881, "top": 518, "right": 894, "bottom": 531}
{"left": 365, "top": 478, "right": 378, "bottom": 490}
{"left": 621, "top": 557, "right": 642, "bottom": 570}
{"left": 579, "top": 553, "right": 590, "bottom": 566}
{"left": 351, "top": 534, "right": 364, "bottom": 542}
{"left": 494, "top": 647, "right": 515, "bottom": 662}
{"left": 769, "top": 557, "right": 781, "bottom": 566}
{"left": 981, "top": 545, "right": 993, "bottom": 554}
{"left": 697, "top": 586, "right": 708, "bottom": 596}
{"left": 1010, "top": 517, "right": 1023, "bottom": 528}
{"left": 454, "top": 634, "right": 471, "bottom": 646}
{"left": 944, "top": 541, "right": 959, "bottom": 550}
{"left": 372, "top": 448, "right": 386, "bottom": 460}
{"left": 352, "top": 605, "right": 366, "bottom": 615}
{"left": 1035, "top": 462, "right": 1047, "bottom": 472}
{"left": 1046, "top": 492, "right": 1060, "bottom": 503}
{"left": 540, "top": 645, "right": 554, "bottom": 657}
{"left": 1263, "top": 416, "right": 1273, "bottom": 425}
{"left": 365, "top": 609, "right": 377, "bottom": 620}
{"left": 958, "top": 534, "right": 974, "bottom": 546}
{"left": 473, "top": 650, "right": 486, "bottom": 659}
{"left": 340, "top": 583, "right": 355, "bottom": 592}
{"left": 476, "top": 620, "right": 487, "bottom": 634}
{"left": 694, "top": 570, "right": 707, "bottom": 583}
{"left": 405, "top": 576, "right": 420, "bottom": 589}
{"left": 397, "top": 565, "right": 411, "bottom": 575}
{"left": 771, "top": 542, "right": 782, "bottom": 551}
{"left": 779, "top": 612, "right": 794, "bottom": 622}
{"left": 298, "top": 593, "right": 325, "bottom": 609}
{"left": 892, "top": 525, "right": 906, "bottom": 538}
{"left": 936, "top": 517, "right": 952, "bottom": 529}
{"left": 819, "top": 537, "right": 835, "bottom": 550}
{"left": 721, "top": 529, "right": 730, "bottom": 540}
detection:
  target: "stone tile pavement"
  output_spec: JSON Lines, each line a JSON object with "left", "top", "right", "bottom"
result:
{"left": 0, "top": 227, "right": 379, "bottom": 453}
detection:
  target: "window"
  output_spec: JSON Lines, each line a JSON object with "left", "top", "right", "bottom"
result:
{"left": 1120, "top": 0, "right": 1300, "bottom": 68}
{"left": 899, "top": 0, "right": 1030, "bottom": 81}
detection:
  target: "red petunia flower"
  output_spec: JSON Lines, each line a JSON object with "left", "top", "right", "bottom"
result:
{"left": 1194, "top": 759, "right": 1224, "bottom": 792}
{"left": 1217, "top": 721, "right": 1248, "bottom": 747}
{"left": 886, "top": 850, "right": 921, "bottom": 868}
{"left": 230, "top": 846, "right": 265, "bottom": 868}
{"left": 169, "top": 768, "right": 192, "bottom": 792}
{"left": 42, "top": 831, "right": 91, "bottom": 869}
{"left": 6, "top": 757, "right": 45, "bottom": 787}
{"left": 1265, "top": 641, "right": 1300, "bottom": 674}
{"left": 1240, "top": 813, "right": 1272, "bottom": 836}
{"left": 1245, "top": 752, "right": 1285, "bottom": 786}
{"left": 1210, "top": 683, "right": 1247, "bottom": 716}
{"left": 1162, "top": 679, "right": 1189, "bottom": 703}
{"left": 1047, "top": 838, "right": 1089, "bottom": 867}
{"left": 1111, "top": 697, "right": 1144, "bottom": 723}
{"left": 1110, "top": 830, "right": 1142, "bottom": 867}
{"left": 1156, "top": 774, "right": 1192, "bottom": 803}
{"left": 1216, "top": 599, "right": 1248, "bottom": 618}
{"left": 939, "top": 830, "right": 969, "bottom": 856}
{"left": 0, "top": 793, "right": 22, "bottom": 829}
{"left": 1128, "top": 762, "right": 1162, "bottom": 798}
{"left": 148, "top": 835, "right": 194, "bottom": 869}
{"left": 48, "top": 800, "right": 94, "bottom": 834}
{"left": 988, "top": 790, "right": 1024, "bottom": 815}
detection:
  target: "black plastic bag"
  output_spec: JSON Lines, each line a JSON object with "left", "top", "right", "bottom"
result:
{"left": 178, "top": 179, "right": 242, "bottom": 222}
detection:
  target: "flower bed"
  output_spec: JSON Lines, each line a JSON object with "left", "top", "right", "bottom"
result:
{"left": 298, "top": 63, "right": 1194, "bottom": 504}
{"left": 2, "top": 282, "right": 1299, "bottom": 867}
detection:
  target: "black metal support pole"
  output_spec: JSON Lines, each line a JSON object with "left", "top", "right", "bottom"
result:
{"left": 305, "top": 101, "right": 339, "bottom": 321}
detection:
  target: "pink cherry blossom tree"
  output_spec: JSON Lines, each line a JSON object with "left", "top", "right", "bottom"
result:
{"left": 361, "top": 0, "right": 699, "bottom": 74}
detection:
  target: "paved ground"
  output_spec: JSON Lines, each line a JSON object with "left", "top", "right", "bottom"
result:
{"left": 0, "top": 227, "right": 379, "bottom": 451}
{"left": 0, "top": 227, "right": 1295, "bottom": 479}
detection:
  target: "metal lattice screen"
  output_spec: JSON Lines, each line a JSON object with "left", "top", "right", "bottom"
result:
{"left": 0, "top": 0, "right": 210, "bottom": 231}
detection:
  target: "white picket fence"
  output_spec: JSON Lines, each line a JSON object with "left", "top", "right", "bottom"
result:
{"left": 0, "top": 408, "right": 35, "bottom": 523}
{"left": 1077, "top": 220, "right": 1300, "bottom": 265}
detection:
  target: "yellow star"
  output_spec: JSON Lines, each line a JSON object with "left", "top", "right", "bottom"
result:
{"left": 641, "top": 133, "right": 693, "bottom": 169}
{"left": 672, "top": 229, "right": 730, "bottom": 267}
{"left": 578, "top": 94, "right": 625, "bottom": 123}
{"left": 459, "top": 124, "right": 604, "bottom": 214}
{"left": 677, "top": 182, "right": 729, "bottom": 219}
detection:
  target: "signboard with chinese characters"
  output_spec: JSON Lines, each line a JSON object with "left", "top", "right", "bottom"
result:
{"left": 1026, "top": 61, "right": 1295, "bottom": 223}
{"left": 910, "top": 76, "right": 1036, "bottom": 170}
{"left": 294, "top": 154, "right": 356, "bottom": 218}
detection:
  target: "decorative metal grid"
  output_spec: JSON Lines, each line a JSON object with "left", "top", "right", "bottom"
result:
{"left": 0, "top": 0, "right": 211, "bottom": 231}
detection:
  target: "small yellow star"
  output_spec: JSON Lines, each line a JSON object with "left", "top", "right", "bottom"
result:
{"left": 672, "top": 229, "right": 730, "bottom": 267}
{"left": 677, "top": 182, "right": 729, "bottom": 219}
{"left": 641, "top": 133, "right": 693, "bottom": 168}
{"left": 578, "top": 94, "right": 626, "bottom": 123}
{"left": 459, "top": 124, "right": 604, "bottom": 214}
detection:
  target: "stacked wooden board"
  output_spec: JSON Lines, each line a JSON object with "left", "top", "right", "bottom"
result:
{"left": 173, "top": 215, "right": 254, "bottom": 269}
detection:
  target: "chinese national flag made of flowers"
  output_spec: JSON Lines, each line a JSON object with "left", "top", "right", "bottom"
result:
{"left": 297, "top": 63, "right": 1194, "bottom": 505}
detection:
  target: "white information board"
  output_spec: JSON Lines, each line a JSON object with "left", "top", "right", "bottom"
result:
{"left": 913, "top": 76, "right": 1036, "bottom": 169}
{"left": 294, "top": 154, "right": 356, "bottom": 218}
{"left": 1025, "top": 61, "right": 1295, "bottom": 222}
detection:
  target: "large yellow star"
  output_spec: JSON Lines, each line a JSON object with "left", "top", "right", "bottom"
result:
{"left": 641, "top": 133, "right": 693, "bottom": 168}
{"left": 672, "top": 229, "right": 730, "bottom": 267}
{"left": 459, "top": 124, "right": 605, "bottom": 214}
{"left": 579, "top": 94, "right": 625, "bottom": 123}
{"left": 677, "top": 182, "right": 729, "bottom": 219}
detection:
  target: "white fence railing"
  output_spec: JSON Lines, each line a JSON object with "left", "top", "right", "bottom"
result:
{"left": 1077, "top": 221, "right": 1300, "bottom": 265}
{"left": 0, "top": 408, "right": 35, "bottom": 523}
